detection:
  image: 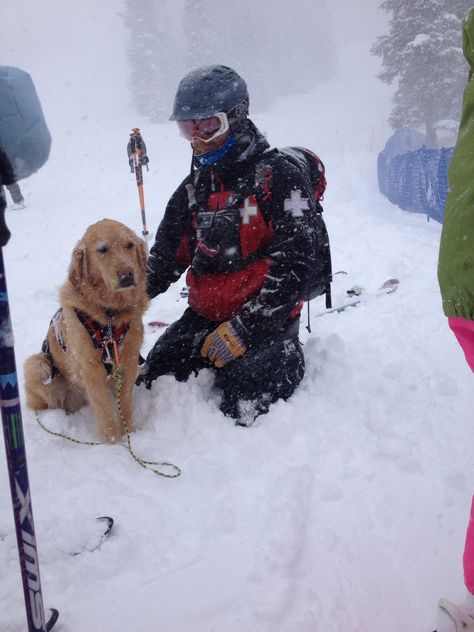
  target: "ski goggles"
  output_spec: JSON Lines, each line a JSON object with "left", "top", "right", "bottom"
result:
{"left": 177, "top": 112, "right": 229, "bottom": 143}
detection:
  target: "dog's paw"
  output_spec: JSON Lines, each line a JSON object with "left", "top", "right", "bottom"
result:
{"left": 99, "top": 425, "right": 122, "bottom": 444}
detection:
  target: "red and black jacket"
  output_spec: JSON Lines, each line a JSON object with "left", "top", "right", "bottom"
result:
{"left": 146, "top": 123, "right": 315, "bottom": 343}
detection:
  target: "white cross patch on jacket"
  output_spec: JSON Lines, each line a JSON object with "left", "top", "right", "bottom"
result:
{"left": 284, "top": 189, "right": 309, "bottom": 217}
{"left": 240, "top": 197, "right": 259, "bottom": 224}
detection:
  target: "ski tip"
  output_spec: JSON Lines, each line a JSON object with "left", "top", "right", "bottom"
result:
{"left": 96, "top": 516, "right": 114, "bottom": 536}
{"left": 70, "top": 517, "right": 115, "bottom": 557}
{"left": 46, "top": 608, "right": 59, "bottom": 631}
{"left": 378, "top": 278, "right": 400, "bottom": 293}
{"left": 147, "top": 321, "right": 169, "bottom": 329}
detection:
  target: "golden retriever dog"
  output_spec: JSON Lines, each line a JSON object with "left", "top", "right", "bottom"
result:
{"left": 24, "top": 219, "right": 149, "bottom": 443}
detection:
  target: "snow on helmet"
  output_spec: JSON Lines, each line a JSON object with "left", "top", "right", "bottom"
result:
{"left": 170, "top": 65, "right": 249, "bottom": 122}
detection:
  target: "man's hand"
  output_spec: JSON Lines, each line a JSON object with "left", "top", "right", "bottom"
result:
{"left": 135, "top": 367, "right": 154, "bottom": 389}
{"left": 201, "top": 320, "right": 247, "bottom": 368}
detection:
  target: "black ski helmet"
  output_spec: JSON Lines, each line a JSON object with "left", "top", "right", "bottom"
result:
{"left": 170, "top": 65, "right": 249, "bottom": 122}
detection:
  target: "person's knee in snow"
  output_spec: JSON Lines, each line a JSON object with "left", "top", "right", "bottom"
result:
{"left": 216, "top": 337, "right": 305, "bottom": 425}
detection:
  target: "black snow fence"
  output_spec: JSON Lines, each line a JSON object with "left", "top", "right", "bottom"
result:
{"left": 377, "top": 129, "right": 454, "bottom": 223}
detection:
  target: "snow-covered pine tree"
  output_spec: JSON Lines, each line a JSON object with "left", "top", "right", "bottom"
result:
{"left": 123, "top": 0, "right": 179, "bottom": 123}
{"left": 371, "top": 0, "right": 470, "bottom": 147}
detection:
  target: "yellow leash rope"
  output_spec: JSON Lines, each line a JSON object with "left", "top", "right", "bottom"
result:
{"left": 35, "top": 366, "right": 181, "bottom": 479}
{"left": 111, "top": 366, "right": 181, "bottom": 478}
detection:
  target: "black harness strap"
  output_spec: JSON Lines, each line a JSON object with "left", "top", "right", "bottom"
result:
{"left": 41, "top": 307, "right": 66, "bottom": 381}
{"left": 41, "top": 337, "right": 60, "bottom": 381}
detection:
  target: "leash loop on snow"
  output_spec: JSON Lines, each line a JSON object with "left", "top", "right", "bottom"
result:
{"left": 35, "top": 411, "right": 102, "bottom": 446}
{"left": 34, "top": 366, "right": 181, "bottom": 479}
{"left": 111, "top": 365, "right": 181, "bottom": 479}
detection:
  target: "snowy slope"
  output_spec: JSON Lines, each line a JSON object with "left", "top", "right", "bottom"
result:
{"left": 1, "top": 2, "right": 474, "bottom": 632}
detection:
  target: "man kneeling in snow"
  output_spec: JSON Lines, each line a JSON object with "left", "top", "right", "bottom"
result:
{"left": 136, "top": 65, "right": 317, "bottom": 426}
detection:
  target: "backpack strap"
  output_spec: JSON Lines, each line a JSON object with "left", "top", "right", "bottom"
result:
{"left": 254, "top": 149, "right": 332, "bottom": 314}
{"left": 230, "top": 151, "right": 279, "bottom": 267}
{"left": 253, "top": 149, "right": 280, "bottom": 225}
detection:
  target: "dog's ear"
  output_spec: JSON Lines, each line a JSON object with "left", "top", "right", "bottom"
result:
{"left": 68, "top": 244, "right": 89, "bottom": 288}
{"left": 136, "top": 239, "right": 148, "bottom": 273}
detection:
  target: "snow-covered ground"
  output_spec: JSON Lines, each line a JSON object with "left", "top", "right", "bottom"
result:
{"left": 1, "top": 2, "right": 473, "bottom": 631}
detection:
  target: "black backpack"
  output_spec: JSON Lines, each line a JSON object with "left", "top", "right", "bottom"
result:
{"left": 190, "top": 146, "right": 332, "bottom": 313}
{"left": 255, "top": 147, "right": 332, "bottom": 309}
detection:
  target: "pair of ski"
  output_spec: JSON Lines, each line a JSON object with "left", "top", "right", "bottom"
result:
{"left": 315, "top": 276, "right": 400, "bottom": 317}
{"left": 146, "top": 278, "right": 401, "bottom": 332}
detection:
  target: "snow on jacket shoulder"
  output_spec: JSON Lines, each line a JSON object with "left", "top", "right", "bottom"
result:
{"left": 438, "top": 9, "right": 474, "bottom": 321}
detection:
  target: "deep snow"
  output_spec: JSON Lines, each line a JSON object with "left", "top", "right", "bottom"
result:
{"left": 1, "top": 2, "right": 474, "bottom": 631}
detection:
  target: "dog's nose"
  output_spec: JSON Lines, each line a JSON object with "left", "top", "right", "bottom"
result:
{"left": 118, "top": 266, "right": 135, "bottom": 287}
{"left": 118, "top": 266, "right": 133, "bottom": 277}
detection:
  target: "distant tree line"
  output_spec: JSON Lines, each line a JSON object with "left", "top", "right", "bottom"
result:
{"left": 123, "top": 0, "right": 335, "bottom": 123}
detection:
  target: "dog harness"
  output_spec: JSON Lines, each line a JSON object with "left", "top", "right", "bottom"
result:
{"left": 75, "top": 309, "right": 130, "bottom": 373}
{"left": 42, "top": 307, "right": 130, "bottom": 380}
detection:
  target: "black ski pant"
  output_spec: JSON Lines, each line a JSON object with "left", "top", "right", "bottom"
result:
{"left": 138, "top": 308, "right": 305, "bottom": 424}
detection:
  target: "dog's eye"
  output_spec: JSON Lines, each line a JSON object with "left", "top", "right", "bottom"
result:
{"left": 96, "top": 245, "right": 108, "bottom": 254}
{"left": 125, "top": 242, "right": 134, "bottom": 250}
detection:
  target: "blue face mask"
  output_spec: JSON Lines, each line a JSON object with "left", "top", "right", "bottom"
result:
{"left": 195, "top": 133, "right": 237, "bottom": 166}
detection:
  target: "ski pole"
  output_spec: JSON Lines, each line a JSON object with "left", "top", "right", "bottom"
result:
{"left": 0, "top": 245, "right": 58, "bottom": 631}
{"left": 127, "top": 128, "right": 149, "bottom": 238}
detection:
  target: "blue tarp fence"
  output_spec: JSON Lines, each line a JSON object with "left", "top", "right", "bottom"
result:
{"left": 377, "top": 130, "right": 454, "bottom": 223}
